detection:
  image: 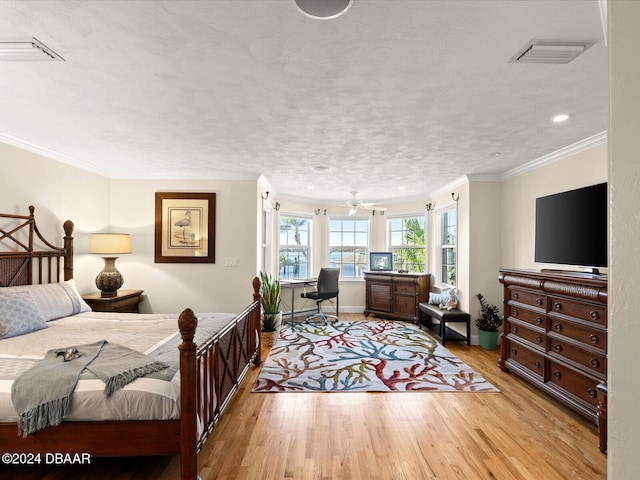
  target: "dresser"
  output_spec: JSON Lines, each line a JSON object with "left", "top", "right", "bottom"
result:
{"left": 363, "top": 271, "right": 429, "bottom": 323}
{"left": 498, "top": 269, "right": 607, "bottom": 436}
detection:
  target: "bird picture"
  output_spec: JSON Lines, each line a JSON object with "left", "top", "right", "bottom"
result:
{"left": 173, "top": 210, "right": 196, "bottom": 245}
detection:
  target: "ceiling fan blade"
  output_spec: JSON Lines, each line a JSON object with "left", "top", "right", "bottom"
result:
{"left": 348, "top": 206, "right": 358, "bottom": 215}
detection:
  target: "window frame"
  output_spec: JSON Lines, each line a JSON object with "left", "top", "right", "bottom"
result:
{"left": 436, "top": 204, "right": 457, "bottom": 288}
{"left": 278, "top": 213, "right": 312, "bottom": 280}
{"left": 327, "top": 215, "right": 370, "bottom": 280}
{"left": 386, "top": 213, "right": 427, "bottom": 273}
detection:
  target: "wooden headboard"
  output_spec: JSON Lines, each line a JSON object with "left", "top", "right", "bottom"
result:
{"left": 0, "top": 206, "right": 74, "bottom": 287}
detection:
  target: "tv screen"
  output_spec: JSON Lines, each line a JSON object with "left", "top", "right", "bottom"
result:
{"left": 535, "top": 182, "right": 607, "bottom": 269}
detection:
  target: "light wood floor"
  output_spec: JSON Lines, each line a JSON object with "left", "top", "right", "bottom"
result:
{"left": 1, "top": 313, "right": 607, "bottom": 479}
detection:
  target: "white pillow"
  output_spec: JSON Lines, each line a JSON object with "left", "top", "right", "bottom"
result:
{"left": 428, "top": 292, "right": 451, "bottom": 305}
{"left": 0, "top": 290, "right": 47, "bottom": 339}
{"left": 0, "top": 279, "right": 91, "bottom": 321}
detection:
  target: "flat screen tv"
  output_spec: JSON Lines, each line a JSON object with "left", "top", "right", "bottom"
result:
{"left": 370, "top": 252, "right": 393, "bottom": 271}
{"left": 534, "top": 182, "right": 607, "bottom": 272}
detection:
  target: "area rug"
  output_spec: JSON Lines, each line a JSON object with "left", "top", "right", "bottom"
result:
{"left": 252, "top": 320, "right": 499, "bottom": 393}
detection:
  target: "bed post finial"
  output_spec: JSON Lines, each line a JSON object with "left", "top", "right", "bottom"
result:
{"left": 63, "top": 220, "right": 74, "bottom": 281}
{"left": 253, "top": 276, "right": 261, "bottom": 301}
{"left": 178, "top": 308, "right": 198, "bottom": 343}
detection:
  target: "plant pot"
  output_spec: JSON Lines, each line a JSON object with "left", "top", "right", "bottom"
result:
{"left": 261, "top": 330, "right": 277, "bottom": 348}
{"left": 478, "top": 330, "right": 499, "bottom": 350}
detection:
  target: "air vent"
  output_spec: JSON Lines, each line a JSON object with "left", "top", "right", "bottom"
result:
{"left": 0, "top": 37, "right": 64, "bottom": 61}
{"left": 510, "top": 40, "right": 595, "bottom": 64}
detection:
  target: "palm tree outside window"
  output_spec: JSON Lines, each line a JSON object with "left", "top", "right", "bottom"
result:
{"left": 388, "top": 215, "right": 426, "bottom": 273}
{"left": 279, "top": 215, "right": 311, "bottom": 280}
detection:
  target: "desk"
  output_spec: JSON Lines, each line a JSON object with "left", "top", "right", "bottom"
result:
{"left": 280, "top": 278, "right": 317, "bottom": 325}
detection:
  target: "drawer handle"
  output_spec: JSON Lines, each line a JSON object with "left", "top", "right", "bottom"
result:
{"left": 512, "top": 326, "right": 518, "bottom": 334}
{"left": 511, "top": 349, "right": 517, "bottom": 355}
{"left": 554, "top": 371, "right": 561, "bottom": 380}
{"left": 536, "top": 298, "right": 543, "bottom": 306}
{"left": 536, "top": 317, "right": 542, "bottom": 325}
{"left": 554, "top": 344, "right": 562, "bottom": 352}
{"left": 554, "top": 302, "right": 562, "bottom": 311}
{"left": 536, "top": 336, "right": 543, "bottom": 344}
{"left": 512, "top": 293, "right": 519, "bottom": 300}
{"left": 534, "top": 361, "right": 541, "bottom": 369}
{"left": 591, "top": 358, "right": 600, "bottom": 368}
{"left": 588, "top": 388, "right": 597, "bottom": 399}
{"left": 554, "top": 323, "right": 562, "bottom": 332}
{"left": 590, "top": 311, "right": 600, "bottom": 321}
{"left": 589, "top": 334, "right": 599, "bottom": 344}
{"left": 512, "top": 308, "right": 519, "bottom": 317}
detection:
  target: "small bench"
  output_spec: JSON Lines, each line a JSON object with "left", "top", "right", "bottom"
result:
{"left": 418, "top": 302, "right": 471, "bottom": 346}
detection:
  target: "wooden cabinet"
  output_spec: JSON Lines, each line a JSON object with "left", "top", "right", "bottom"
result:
{"left": 364, "top": 271, "right": 429, "bottom": 323}
{"left": 83, "top": 289, "right": 144, "bottom": 313}
{"left": 498, "top": 269, "right": 607, "bottom": 431}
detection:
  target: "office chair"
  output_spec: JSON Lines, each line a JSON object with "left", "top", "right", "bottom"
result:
{"left": 300, "top": 267, "right": 340, "bottom": 325}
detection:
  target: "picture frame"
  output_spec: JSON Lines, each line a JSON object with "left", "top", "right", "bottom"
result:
{"left": 154, "top": 192, "right": 216, "bottom": 263}
{"left": 369, "top": 252, "right": 393, "bottom": 271}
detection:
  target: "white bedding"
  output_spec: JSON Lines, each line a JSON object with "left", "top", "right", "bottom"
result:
{"left": 0, "top": 311, "right": 237, "bottom": 424}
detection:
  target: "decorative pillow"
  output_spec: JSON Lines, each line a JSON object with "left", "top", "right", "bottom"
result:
{"left": 428, "top": 291, "right": 451, "bottom": 305}
{"left": 0, "top": 291, "right": 47, "bottom": 339}
{"left": 0, "top": 279, "right": 91, "bottom": 322}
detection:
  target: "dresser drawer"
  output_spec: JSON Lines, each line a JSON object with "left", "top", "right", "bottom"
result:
{"left": 394, "top": 281, "right": 417, "bottom": 295}
{"left": 508, "top": 287, "right": 546, "bottom": 309}
{"left": 548, "top": 296, "right": 606, "bottom": 327}
{"left": 508, "top": 305, "right": 546, "bottom": 329}
{"left": 507, "top": 320, "right": 545, "bottom": 349}
{"left": 394, "top": 295, "right": 416, "bottom": 315}
{"left": 504, "top": 339, "right": 544, "bottom": 380}
{"left": 548, "top": 318, "right": 606, "bottom": 352}
{"left": 547, "top": 335, "right": 606, "bottom": 378}
{"left": 547, "top": 359, "right": 600, "bottom": 408}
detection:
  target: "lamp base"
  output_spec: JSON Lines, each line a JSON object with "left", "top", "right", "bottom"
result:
{"left": 96, "top": 257, "right": 124, "bottom": 298}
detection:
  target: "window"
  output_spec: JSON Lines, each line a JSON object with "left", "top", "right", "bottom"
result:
{"left": 279, "top": 215, "right": 311, "bottom": 280}
{"left": 329, "top": 217, "right": 369, "bottom": 278}
{"left": 440, "top": 207, "right": 457, "bottom": 286}
{"left": 388, "top": 215, "right": 426, "bottom": 273}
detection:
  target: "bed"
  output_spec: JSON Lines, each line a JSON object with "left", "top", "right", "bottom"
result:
{"left": 0, "top": 206, "right": 262, "bottom": 480}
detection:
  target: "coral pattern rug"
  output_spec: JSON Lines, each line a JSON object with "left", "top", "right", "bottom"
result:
{"left": 252, "top": 320, "right": 499, "bottom": 393}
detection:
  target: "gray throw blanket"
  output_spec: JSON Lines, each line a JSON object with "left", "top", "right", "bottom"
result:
{"left": 11, "top": 340, "right": 169, "bottom": 437}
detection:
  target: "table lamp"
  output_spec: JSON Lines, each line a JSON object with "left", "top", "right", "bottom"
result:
{"left": 88, "top": 233, "right": 132, "bottom": 297}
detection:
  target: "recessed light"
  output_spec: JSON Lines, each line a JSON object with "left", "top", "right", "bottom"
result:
{"left": 307, "top": 185, "right": 315, "bottom": 190}
{"left": 312, "top": 165, "right": 331, "bottom": 173}
{"left": 398, "top": 186, "right": 406, "bottom": 190}
{"left": 553, "top": 114, "right": 570, "bottom": 123}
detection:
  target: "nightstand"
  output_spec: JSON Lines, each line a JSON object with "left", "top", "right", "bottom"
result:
{"left": 82, "top": 290, "right": 144, "bottom": 313}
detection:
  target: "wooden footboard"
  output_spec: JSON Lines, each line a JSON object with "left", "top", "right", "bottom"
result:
{"left": 178, "top": 277, "right": 262, "bottom": 479}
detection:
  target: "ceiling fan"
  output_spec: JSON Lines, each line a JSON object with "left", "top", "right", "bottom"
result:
{"left": 345, "top": 191, "right": 386, "bottom": 216}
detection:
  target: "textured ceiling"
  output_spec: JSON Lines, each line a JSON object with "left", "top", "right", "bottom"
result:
{"left": 0, "top": 1, "right": 607, "bottom": 206}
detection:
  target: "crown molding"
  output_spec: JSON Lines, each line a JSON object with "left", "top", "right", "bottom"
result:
{"left": 501, "top": 130, "right": 608, "bottom": 180}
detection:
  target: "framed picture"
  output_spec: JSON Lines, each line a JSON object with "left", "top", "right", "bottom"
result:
{"left": 369, "top": 252, "right": 393, "bottom": 271}
{"left": 155, "top": 192, "right": 216, "bottom": 263}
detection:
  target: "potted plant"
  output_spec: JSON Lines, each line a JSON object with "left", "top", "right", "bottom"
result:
{"left": 475, "top": 293, "right": 503, "bottom": 350}
{"left": 259, "top": 271, "right": 281, "bottom": 347}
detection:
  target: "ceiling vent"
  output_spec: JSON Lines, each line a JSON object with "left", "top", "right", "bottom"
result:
{"left": 0, "top": 37, "right": 64, "bottom": 61}
{"left": 510, "top": 40, "right": 595, "bottom": 64}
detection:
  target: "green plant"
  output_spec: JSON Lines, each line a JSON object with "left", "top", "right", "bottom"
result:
{"left": 259, "top": 271, "right": 281, "bottom": 332}
{"left": 475, "top": 293, "right": 503, "bottom": 332}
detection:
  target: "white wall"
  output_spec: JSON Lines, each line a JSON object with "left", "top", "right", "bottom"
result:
{"left": 108, "top": 179, "right": 259, "bottom": 314}
{"left": 500, "top": 143, "right": 608, "bottom": 271}
{"left": 0, "top": 142, "right": 110, "bottom": 294}
{"left": 0, "top": 142, "right": 260, "bottom": 314}
{"left": 610, "top": 1, "right": 640, "bottom": 477}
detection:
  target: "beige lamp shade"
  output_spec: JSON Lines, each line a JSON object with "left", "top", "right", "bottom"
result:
{"left": 89, "top": 233, "right": 132, "bottom": 255}
{"left": 89, "top": 233, "right": 132, "bottom": 297}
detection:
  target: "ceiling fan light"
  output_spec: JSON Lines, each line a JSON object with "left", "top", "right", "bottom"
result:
{"left": 294, "top": 0, "right": 354, "bottom": 20}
